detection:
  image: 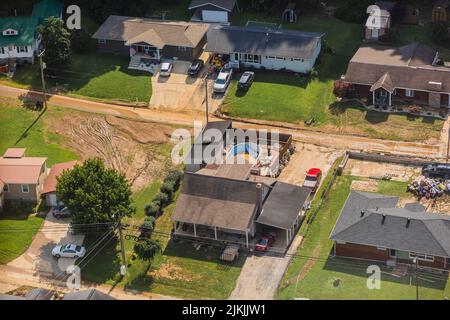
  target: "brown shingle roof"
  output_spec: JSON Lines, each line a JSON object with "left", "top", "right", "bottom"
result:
{"left": 92, "top": 15, "right": 209, "bottom": 48}
{"left": 42, "top": 160, "right": 79, "bottom": 194}
{"left": 344, "top": 44, "right": 450, "bottom": 93}
{"left": 370, "top": 72, "right": 394, "bottom": 93}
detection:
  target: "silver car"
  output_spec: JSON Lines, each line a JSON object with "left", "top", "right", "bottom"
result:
{"left": 213, "top": 68, "right": 233, "bottom": 93}
{"left": 52, "top": 244, "right": 86, "bottom": 259}
{"left": 159, "top": 62, "right": 173, "bottom": 76}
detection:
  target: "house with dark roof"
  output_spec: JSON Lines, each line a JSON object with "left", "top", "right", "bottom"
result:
{"left": 92, "top": 15, "right": 210, "bottom": 71}
{"left": 341, "top": 43, "right": 450, "bottom": 111}
{"left": 188, "top": 0, "right": 237, "bottom": 24}
{"left": 330, "top": 191, "right": 450, "bottom": 270}
{"left": 0, "top": 0, "right": 62, "bottom": 65}
{"left": 205, "top": 25, "right": 324, "bottom": 73}
{"left": 172, "top": 172, "right": 310, "bottom": 249}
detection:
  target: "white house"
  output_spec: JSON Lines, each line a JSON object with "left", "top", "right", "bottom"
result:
{"left": 0, "top": 0, "right": 62, "bottom": 65}
{"left": 205, "top": 25, "right": 323, "bottom": 73}
{"left": 188, "top": 0, "right": 237, "bottom": 24}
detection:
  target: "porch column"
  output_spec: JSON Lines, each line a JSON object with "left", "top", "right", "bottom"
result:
{"left": 193, "top": 223, "right": 197, "bottom": 238}
{"left": 286, "top": 229, "right": 289, "bottom": 247}
{"left": 372, "top": 91, "right": 375, "bottom": 105}
{"left": 389, "top": 92, "right": 392, "bottom": 106}
{"left": 448, "top": 94, "right": 450, "bottom": 108}
{"left": 245, "top": 231, "right": 249, "bottom": 248}
{"left": 156, "top": 49, "right": 160, "bottom": 60}
{"left": 214, "top": 226, "right": 218, "bottom": 240}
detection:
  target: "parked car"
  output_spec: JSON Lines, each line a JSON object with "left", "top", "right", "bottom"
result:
{"left": 188, "top": 59, "right": 204, "bottom": 76}
{"left": 422, "top": 163, "right": 450, "bottom": 179}
{"left": 52, "top": 244, "right": 86, "bottom": 259}
{"left": 237, "top": 71, "right": 255, "bottom": 91}
{"left": 159, "top": 62, "right": 173, "bottom": 76}
{"left": 302, "top": 168, "right": 322, "bottom": 193}
{"left": 52, "top": 206, "right": 70, "bottom": 219}
{"left": 213, "top": 67, "right": 233, "bottom": 93}
{"left": 255, "top": 234, "right": 276, "bottom": 252}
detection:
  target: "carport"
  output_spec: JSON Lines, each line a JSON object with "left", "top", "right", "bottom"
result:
{"left": 257, "top": 182, "right": 311, "bottom": 249}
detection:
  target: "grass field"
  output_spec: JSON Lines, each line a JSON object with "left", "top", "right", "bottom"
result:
{"left": 0, "top": 103, "right": 79, "bottom": 166}
{"left": 276, "top": 172, "right": 450, "bottom": 300}
{"left": 222, "top": 14, "right": 446, "bottom": 142}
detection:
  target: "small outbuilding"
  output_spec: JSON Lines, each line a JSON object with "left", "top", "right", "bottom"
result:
{"left": 42, "top": 160, "right": 79, "bottom": 207}
{"left": 432, "top": 0, "right": 450, "bottom": 23}
{"left": 282, "top": 3, "right": 298, "bottom": 23}
{"left": 188, "top": 0, "right": 237, "bottom": 24}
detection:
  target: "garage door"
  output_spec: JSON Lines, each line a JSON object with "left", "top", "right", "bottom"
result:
{"left": 202, "top": 10, "right": 228, "bottom": 23}
{"left": 49, "top": 193, "right": 57, "bottom": 207}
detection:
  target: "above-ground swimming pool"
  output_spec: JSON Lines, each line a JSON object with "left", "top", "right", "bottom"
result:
{"left": 226, "top": 142, "right": 260, "bottom": 163}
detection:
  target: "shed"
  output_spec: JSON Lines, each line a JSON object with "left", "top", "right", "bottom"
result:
{"left": 282, "top": 3, "right": 298, "bottom": 23}
{"left": 432, "top": 0, "right": 450, "bottom": 23}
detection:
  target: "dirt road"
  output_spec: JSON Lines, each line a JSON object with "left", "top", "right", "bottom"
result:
{"left": 0, "top": 85, "right": 445, "bottom": 159}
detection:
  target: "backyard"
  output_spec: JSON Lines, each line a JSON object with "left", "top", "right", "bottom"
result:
{"left": 276, "top": 171, "right": 450, "bottom": 300}
{"left": 221, "top": 14, "right": 446, "bottom": 142}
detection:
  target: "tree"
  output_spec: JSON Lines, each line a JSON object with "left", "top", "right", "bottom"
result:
{"left": 134, "top": 239, "right": 162, "bottom": 261}
{"left": 144, "top": 201, "right": 161, "bottom": 217}
{"left": 140, "top": 216, "right": 156, "bottom": 237}
{"left": 38, "top": 16, "right": 71, "bottom": 67}
{"left": 56, "top": 158, "right": 135, "bottom": 225}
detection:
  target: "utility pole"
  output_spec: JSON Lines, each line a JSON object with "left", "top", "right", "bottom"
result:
{"left": 413, "top": 258, "right": 419, "bottom": 300}
{"left": 37, "top": 49, "right": 47, "bottom": 110}
{"left": 204, "top": 74, "right": 209, "bottom": 125}
{"left": 117, "top": 222, "right": 127, "bottom": 277}
{"left": 446, "top": 127, "right": 450, "bottom": 163}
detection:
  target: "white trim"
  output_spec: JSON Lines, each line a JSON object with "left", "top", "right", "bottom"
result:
{"left": 21, "top": 184, "right": 29, "bottom": 193}
{"left": 188, "top": 2, "right": 233, "bottom": 12}
{"left": 409, "top": 252, "right": 434, "bottom": 262}
{"left": 405, "top": 89, "right": 414, "bottom": 97}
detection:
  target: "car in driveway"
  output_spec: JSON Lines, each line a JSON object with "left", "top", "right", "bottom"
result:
{"left": 302, "top": 168, "right": 322, "bottom": 193}
{"left": 237, "top": 71, "right": 255, "bottom": 91}
{"left": 159, "top": 62, "right": 173, "bottom": 77}
{"left": 213, "top": 67, "right": 233, "bottom": 93}
{"left": 52, "top": 206, "right": 70, "bottom": 219}
{"left": 52, "top": 244, "right": 86, "bottom": 259}
{"left": 255, "top": 234, "right": 276, "bottom": 252}
{"left": 422, "top": 163, "right": 450, "bottom": 179}
{"left": 188, "top": 59, "right": 204, "bottom": 77}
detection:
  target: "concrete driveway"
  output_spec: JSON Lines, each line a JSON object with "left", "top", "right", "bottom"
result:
{"left": 7, "top": 209, "right": 84, "bottom": 279}
{"left": 150, "top": 60, "right": 224, "bottom": 113}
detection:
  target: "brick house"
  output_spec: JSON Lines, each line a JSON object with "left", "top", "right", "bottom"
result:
{"left": 341, "top": 43, "right": 450, "bottom": 112}
{"left": 330, "top": 191, "right": 450, "bottom": 270}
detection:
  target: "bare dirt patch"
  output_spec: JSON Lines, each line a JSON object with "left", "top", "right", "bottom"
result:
{"left": 149, "top": 262, "right": 199, "bottom": 282}
{"left": 351, "top": 180, "right": 379, "bottom": 192}
{"left": 45, "top": 111, "right": 175, "bottom": 190}
{"left": 344, "top": 159, "right": 421, "bottom": 182}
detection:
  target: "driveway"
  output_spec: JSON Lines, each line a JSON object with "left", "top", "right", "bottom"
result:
{"left": 7, "top": 209, "right": 84, "bottom": 278}
{"left": 149, "top": 60, "right": 224, "bottom": 113}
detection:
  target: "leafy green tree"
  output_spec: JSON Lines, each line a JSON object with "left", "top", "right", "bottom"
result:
{"left": 141, "top": 216, "right": 156, "bottom": 237}
{"left": 144, "top": 201, "right": 161, "bottom": 217}
{"left": 134, "top": 239, "right": 162, "bottom": 261}
{"left": 38, "top": 16, "right": 71, "bottom": 67}
{"left": 56, "top": 158, "right": 135, "bottom": 225}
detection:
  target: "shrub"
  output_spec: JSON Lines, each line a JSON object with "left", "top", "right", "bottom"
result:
{"left": 154, "top": 192, "right": 169, "bottom": 207}
{"left": 431, "top": 22, "right": 450, "bottom": 46}
{"left": 164, "top": 170, "right": 182, "bottom": 189}
{"left": 144, "top": 201, "right": 161, "bottom": 217}
{"left": 140, "top": 216, "right": 156, "bottom": 237}
{"left": 322, "top": 39, "right": 334, "bottom": 54}
{"left": 160, "top": 181, "right": 175, "bottom": 199}
{"left": 134, "top": 239, "right": 162, "bottom": 261}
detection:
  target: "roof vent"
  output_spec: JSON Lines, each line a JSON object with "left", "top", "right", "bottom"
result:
{"left": 381, "top": 214, "right": 386, "bottom": 225}
{"left": 360, "top": 210, "right": 365, "bottom": 217}
{"left": 406, "top": 218, "right": 411, "bottom": 228}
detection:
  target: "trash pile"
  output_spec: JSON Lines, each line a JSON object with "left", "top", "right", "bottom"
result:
{"left": 408, "top": 176, "right": 450, "bottom": 199}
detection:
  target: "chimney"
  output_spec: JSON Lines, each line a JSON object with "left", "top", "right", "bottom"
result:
{"left": 256, "top": 183, "right": 263, "bottom": 210}
{"left": 360, "top": 210, "right": 365, "bottom": 217}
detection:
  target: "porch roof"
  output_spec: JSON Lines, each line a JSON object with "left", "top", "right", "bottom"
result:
{"left": 370, "top": 72, "right": 394, "bottom": 93}
{"left": 125, "top": 29, "right": 164, "bottom": 48}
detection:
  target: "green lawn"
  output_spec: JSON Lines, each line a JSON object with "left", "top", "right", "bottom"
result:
{"left": 0, "top": 207, "right": 46, "bottom": 264}
{"left": 222, "top": 14, "right": 445, "bottom": 142}
{"left": 277, "top": 172, "right": 450, "bottom": 300}
{"left": 0, "top": 52, "right": 152, "bottom": 104}
{"left": 82, "top": 181, "right": 245, "bottom": 299}
{"left": 0, "top": 103, "right": 78, "bottom": 166}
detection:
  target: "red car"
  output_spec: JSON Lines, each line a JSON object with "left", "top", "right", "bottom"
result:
{"left": 255, "top": 234, "right": 276, "bottom": 252}
{"left": 302, "top": 168, "right": 322, "bottom": 193}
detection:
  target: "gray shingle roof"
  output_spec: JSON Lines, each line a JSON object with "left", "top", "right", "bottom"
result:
{"left": 62, "top": 289, "right": 115, "bottom": 300}
{"left": 330, "top": 191, "right": 450, "bottom": 257}
{"left": 257, "top": 182, "right": 311, "bottom": 230}
{"left": 205, "top": 25, "right": 324, "bottom": 60}
{"left": 188, "top": 0, "right": 236, "bottom": 11}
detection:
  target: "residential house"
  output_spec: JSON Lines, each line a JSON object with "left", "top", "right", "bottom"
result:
{"left": 330, "top": 191, "right": 450, "bottom": 270}
{"left": 432, "top": 0, "right": 450, "bottom": 23}
{"left": 188, "top": 0, "right": 237, "bottom": 24}
{"left": 92, "top": 16, "right": 209, "bottom": 71}
{"left": 172, "top": 172, "right": 311, "bottom": 250}
{"left": 205, "top": 25, "right": 323, "bottom": 73}
{"left": 62, "top": 289, "right": 115, "bottom": 300}
{"left": 41, "top": 160, "right": 79, "bottom": 206}
{"left": 0, "top": 0, "right": 63, "bottom": 65}
{"left": 0, "top": 148, "right": 47, "bottom": 205}
{"left": 341, "top": 43, "right": 450, "bottom": 111}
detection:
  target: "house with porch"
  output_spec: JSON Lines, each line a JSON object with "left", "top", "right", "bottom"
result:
{"left": 205, "top": 24, "right": 323, "bottom": 73}
{"left": 341, "top": 43, "right": 450, "bottom": 116}
{"left": 0, "top": 0, "right": 63, "bottom": 66}
{"left": 330, "top": 191, "right": 450, "bottom": 270}
{"left": 0, "top": 148, "right": 47, "bottom": 207}
{"left": 188, "top": 0, "right": 237, "bottom": 24}
{"left": 171, "top": 172, "right": 311, "bottom": 250}
{"left": 92, "top": 15, "right": 209, "bottom": 72}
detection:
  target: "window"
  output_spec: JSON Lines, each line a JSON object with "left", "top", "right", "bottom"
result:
{"left": 98, "top": 39, "right": 106, "bottom": 44}
{"left": 178, "top": 46, "right": 187, "bottom": 52}
{"left": 409, "top": 252, "right": 434, "bottom": 262}
{"left": 405, "top": 89, "right": 414, "bottom": 97}
{"left": 239, "top": 53, "right": 260, "bottom": 64}
{"left": 380, "top": 90, "right": 388, "bottom": 97}
{"left": 3, "top": 184, "right": 9, "bottom": 192}
{"left": 21, "top": 184, "right": 29, "bottom": 193}
{"left": 389, "top": 249, "right": 396, "bottom": 257}
{"left": 234, "top": 53, "right": 239, "bottom": 61}
{"left": 0, "top": 47, "right": 4, "bottom": 55}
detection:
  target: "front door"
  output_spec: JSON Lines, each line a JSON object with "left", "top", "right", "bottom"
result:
{"left": 372, "top": 29, "right": 379, "bottom": 39}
